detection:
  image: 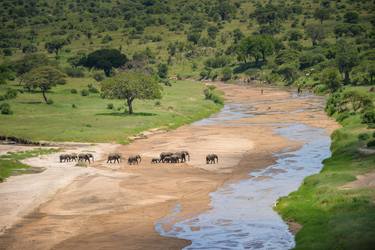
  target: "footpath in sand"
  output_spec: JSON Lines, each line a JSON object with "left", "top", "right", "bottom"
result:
{"left": 0, "top": 83, "right": 338, "bottom": 250}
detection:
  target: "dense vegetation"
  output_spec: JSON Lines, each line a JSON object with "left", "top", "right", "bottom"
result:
{"left": 277, "top": 89, "right": 375, "bottom": 249}
{"left": 0, "top": 0, "right": 374, "bottom": 248}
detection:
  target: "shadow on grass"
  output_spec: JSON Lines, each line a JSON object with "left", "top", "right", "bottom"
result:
{"left": 96, "top": 112, "right": 157, "bottom": 117}
{"left": 18, "top": 101, "right": 44, "bottom": 104}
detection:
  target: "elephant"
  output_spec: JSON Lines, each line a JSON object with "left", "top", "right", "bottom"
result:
{"left": 59, "top": 154, "right": 70, "bottom": 162}
{"left": 206, "top": 154, "right": 218, "bottom": 164}
{"left": 128, "top": 155, "right": 141, "bottom": 165}
{"left": 151, "top": 158, "right": 160, "bottom": 164}
{"left": 175, "top": 151, "right": 190, "bottom": 162}
{"left": 69, "top": 153, "right": 78, "bottom": 162}
{"left": 160, "top": 152, "right": 173, "bottom": 162}
{"left": 107, "top": 153, "right": 121, "bottom": 163}
{"left": 86, "top": 153, "right": 94, "bottom": 162}
{"left": 78, "top": 153, "right": 91, "bottom": 163}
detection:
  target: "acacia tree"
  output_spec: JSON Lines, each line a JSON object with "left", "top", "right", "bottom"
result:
{"left": 79, "top": 49, "right": 128, "bottom": 76}
{"left": 305, "top": 24, "right": 325, "bottom": 46}
{"left": 237, "top": 35, "right": 274, "bottom": 65}
{"left": 314, "top": 8, "right": 330, "bottom": 24}
{"left": 23, "top": 66, "right": 66, "bottom": 104}
{"left": 320, "top": 68, "right": 342, "bottom": 93}
{"left": 45, "top": 39, "right": 68, "bottom": 55}
{"left": 336, "top": 40, "right": 359, "bottom": 84}
{"left": 101, "top": 72, "right": 162, "bottom": 114}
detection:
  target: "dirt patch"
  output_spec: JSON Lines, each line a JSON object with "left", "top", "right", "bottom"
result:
{"left": 341, "top": 171, "right": 375, "bottom": 189}
{"left": 0, "top": 83, "right": 338, "bottom": 250}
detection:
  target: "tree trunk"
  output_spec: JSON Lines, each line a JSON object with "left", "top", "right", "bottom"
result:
{"left": 344, "top": 71, "right": 350, "bottom": 84}
{"left": 42, "top": 91, "right": 48, "bottom": 104}
{"left": 126, "top": 98, "right": 134, "bottom": 114}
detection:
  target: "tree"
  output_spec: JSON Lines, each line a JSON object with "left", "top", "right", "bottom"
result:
{"left": 232, "top": 28, "right": 244, "bottom": 44}
{"left": 187, "top": 32, "right": 201, "bottom": 45}
{"left": 305, "top": 24, "right": 325, "bottom": 46}
{"left": 157, "top": 63, "right": 168, "bottom": 79}
{"left": 320, "top": 68, "right": 342, "bottom": 93}
{"left": 207, "top": 26, "right": 219, "bottom": 40}
{"left": 344, "top": 11, "right": 359, "bottom": 24}
{"left": 101, "top": 72, "right": 162, "bottom": 114}
{"left": 45, "top": 39, "right": 68, "bottom": 55}
{"left": 23, "top": 66, "right": 66, "bottom": 104}
{"left": 237, "top": 35, "right": 274, "bottom": 64}
{"left": 14, "top": 54, "right": 54, "bottom": 76}
{"left": 314, "top": 8, "right": 330, "bottom": 24}
{"left": 79, "top": 49, "right": 128, "bottom": 76}
{"left": 212, "top": 0, "right": 236, "bottom": 21}
{"left": 336, "top": 40, "right": 359, "bottom": 84}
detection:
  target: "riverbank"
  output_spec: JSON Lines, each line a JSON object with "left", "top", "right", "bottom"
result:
{"left": 0, "top": 83, "right": 338, "bottom": 249}
{"left": 276, "top": 113, "right": 375, "bottom": 249}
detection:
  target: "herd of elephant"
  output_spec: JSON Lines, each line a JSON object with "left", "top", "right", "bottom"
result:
{"left": 59, "top": 151, "right": 219, "bottom": 165}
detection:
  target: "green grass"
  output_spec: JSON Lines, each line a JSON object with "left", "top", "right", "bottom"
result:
{"left": 0, "top": 148, "right": 59, "bottom": 182}
{"left": 276, "top": 115, "right": 375, "bottom": 249}
{"left": 0, "top": 79, "right": 222, "bottom": 143}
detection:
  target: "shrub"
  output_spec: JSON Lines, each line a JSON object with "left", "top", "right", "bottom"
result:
{"left": 64, "top": 67, "right": 84, "bottom": 78}
{"left": 358, "top": 133, "right": 370, "bottom": 141}
{"left": 81, "top": 89, "right": 89, "bottom": 96}
{"left": 4, "top": 89, "right": 17, "bottom": 99}
{"left": 87, "top": 84, "right": 99, "bottom": 93}
{"left": 72, "top": 104, "right": 77, "bottom": 108}
{"left": 222, "top": 67, "right": 232, "bottom": 81}
{"left": 0, "top": 103, "right": 13, "bottom": 115}
{"left": 107, "top": 103, "right": 114, "bottom": 109}
{"left": 154, "top": 100, "right": 161, "bottom": 106}
{"left": 71, "top": 89, "right": 77, "bottom": 94}
{"left": 367, "top": 140, "right": 375, "bottom": 148}
{"left": 93, "top": 72, "right": 105, "bottom": 82}
{"left": 203, "top": 86, "right": 224, "bottom": 105}
{"left": 362, "top": 110, "right": 375, "bottom": 125}
{"left": 205, "top": 56, "right": 230, "bottom": 68}
{"left": 337, "top": 112, "right": 350, "bottom": 122}
{"left": 46, "top": 99, "right": 54, "bottom": 105}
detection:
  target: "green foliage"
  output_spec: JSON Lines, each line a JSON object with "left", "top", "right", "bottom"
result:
{"left": 107, "top": 103, "right": 114, "bottom": 110}
{"left": 237, "top": 35, "right": 275, "bottom": 64}
{"left": 305, "top": 24, "right": 326, "bottom": 46}
{"left": 64, "top": 67, "right": 85, "bottom": 78}
{"left": 0, "top": 102, "right": 13, "bottom": 115}
{"left": 336, "top": 40, "right": 360, "bottom": 84}
{"left": 203, "top": 86, "right": 224, "bottom": 105}
{"left": 361, "top": 110, "right": 375, "bottom": 125}
{"left": 101, "top": 71, "right": 162, "bottom": 114}
{"left": 23, "top": 66, "right": 66, "bottom": 104}
{"left": 221, "top": 67, "right": 232, "bottom": 81}
{"left": 344, "top": 11, "right": 359, "bottom": 24}
{"left": 157, "top": 63, "right": 168, "bottom": 79}
{"left": 320, "top": 68, "right": 342, "bottom": 93}
{"left": 45, "top": 38, "right": 69, "bottom": 55}
{"left": 79, "top": 49, "right": 128, "bottom": 77}
{"left": 205, "top": 56, "right": 230, "bottom": 68}
{"left": 314, "top": 8, "right": 330, "bottom": 24}
{"left": 80, "top": 89, "right": 89, "bottom": 96}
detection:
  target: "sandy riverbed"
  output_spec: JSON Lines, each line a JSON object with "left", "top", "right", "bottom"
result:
{"left": 0, "top": 83, "right": 338, "bottom": 250}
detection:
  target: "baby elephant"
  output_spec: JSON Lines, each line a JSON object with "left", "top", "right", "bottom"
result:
{"left": 59, "top": 154, "right": 70, "bottom": 162}
{"left": 151, "top": 158, "right": 161, "bottom": 164}
{"left": 78, "top": 153, "right": 91, "bottom": 163}
{"left": 206, "top": 154, "right": 218, "bottom": 164}
{"left": 107, "top": 153, "right": 121, "bottom": 164}
{"left": 128, "top": 155, "right": 141, "bottom": 165}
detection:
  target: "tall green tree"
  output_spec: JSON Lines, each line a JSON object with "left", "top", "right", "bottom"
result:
{"left": 45, "top": 39, "right": 68, "bottom": 55}
{"left": 314, "top": 8, "right": 330, "bottom": 24}
{"left": 237, "top": 35, "right": 274, "bottom": 65}
{"left": 101, "top": 72, "right": 162, "bottom": 114}
{"left": 305, "top": 24, "right": 326, "bottom": 46}
{"left": 23, "top": 66, "right": 66, "bottom": 104}
{"left": 79, "top": 49, "right": 128, "bottom": 76}
{"left": 320, "top": 68, "right": 342, "bottom": 93}
{"left": 336, "top": 40, "right": 359, "bottom": 84}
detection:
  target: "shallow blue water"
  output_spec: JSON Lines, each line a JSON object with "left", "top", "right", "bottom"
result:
{"left": 156, "top": 103, "right": 331, "bottom": 250}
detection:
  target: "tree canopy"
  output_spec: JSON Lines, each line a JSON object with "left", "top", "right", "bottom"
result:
{"left": 22, "top": 66, "right": 66, "bottom": 104}
{"left": 101, "top": 71, "right": 162, "bottom": 114}
{"left": 79, "top": 49, "right": 128, "bottom": 76}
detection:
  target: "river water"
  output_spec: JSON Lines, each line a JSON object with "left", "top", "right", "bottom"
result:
{"left": 155, "top": 100, "right": 331, "bottom": 250}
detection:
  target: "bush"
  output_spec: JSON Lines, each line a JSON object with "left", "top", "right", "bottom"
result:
{"left": 358, "top": 133, "right": 370, "bottom": 141}
{"left": 87, "top": 84, "right": 99, "bottom": 93}
{"left": 337, "top": 112, "right": 350, "bottom": 122}
{"left": 203, "top": 87, "right": 224, "bottom": 105}
{"left": 205, "top": 56, "right": 230, "bottom": 68}
{"left": 71, "top": 89, "right": 77, "bottom": 94}
{"left": 0, "top": 103, "right": 13, "bottom": 115}
{"left": 367, "top": 140, "right": 375, "bottom": 148}
{"left": 221, "top": 67, "right": 232, "bottom": 81}
{"left": 46, "top": 99, "right": 54, "bottom": 105}
{"left": 81, "top": 89, "right": 89, "bottom": 96}
{"left": 72, "top": 104, "right": 77, "bottom": 108}
{"left": 93, "top": 72, "right": 105, "bottom": 82}
{"left": 362, "top": 110, "right": 375, "bottom": 125}
{"left": 64, "top": 67, "right": 85, "bottom": 78}
{"left": 107, "top": 103, "right": 114, "bottom": 109}
{"left": 4, "top": 89, "right": 17, "bottom": 100}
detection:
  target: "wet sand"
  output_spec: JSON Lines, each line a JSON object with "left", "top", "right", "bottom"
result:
{"left": 0, "top": 83, "right": 338, "bottom": 250}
